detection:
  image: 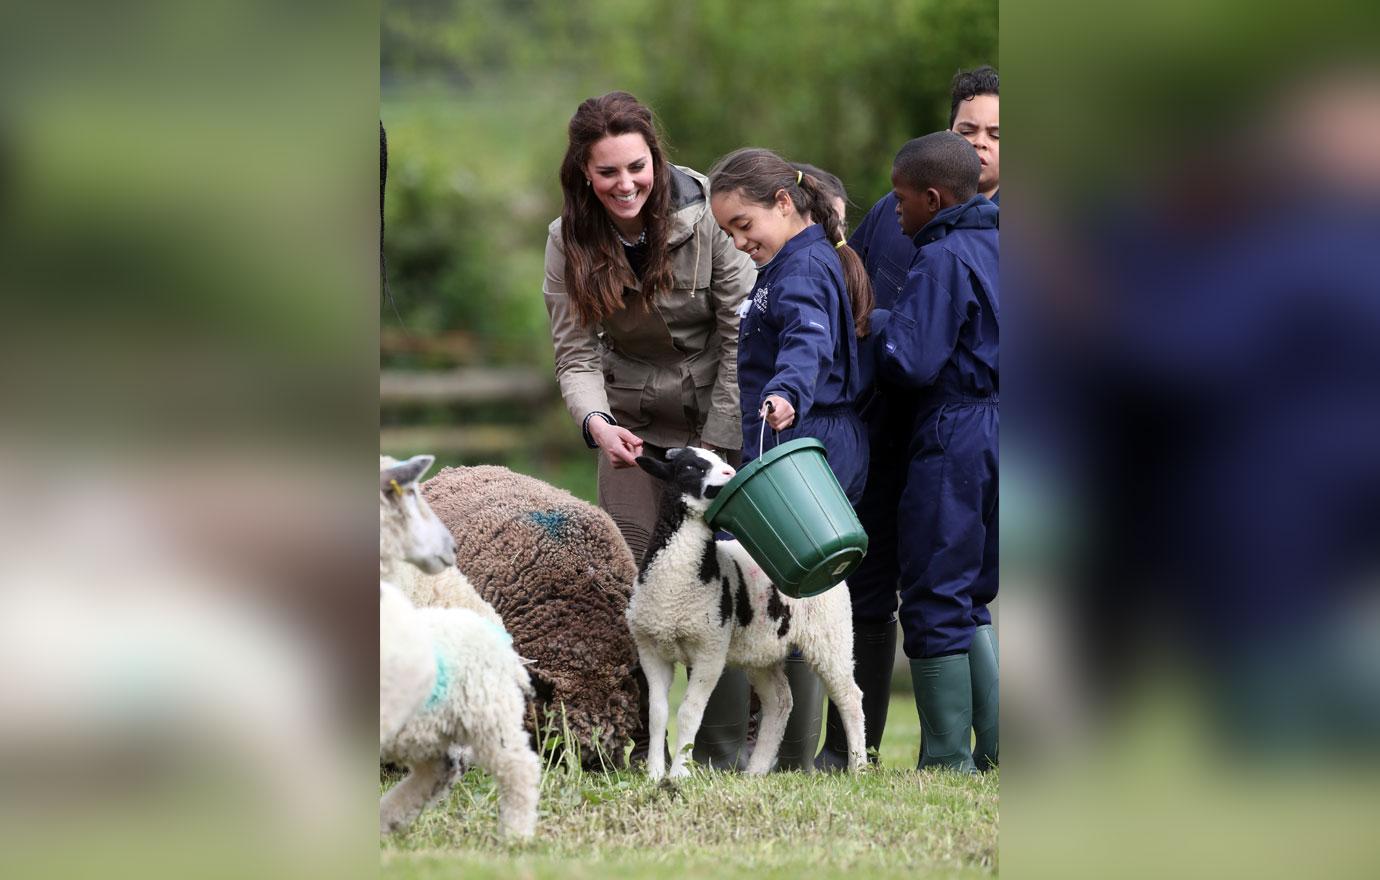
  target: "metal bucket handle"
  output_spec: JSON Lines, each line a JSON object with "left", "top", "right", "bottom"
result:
{"left": 758, "top": 400, "right": 782, "bottom": 459}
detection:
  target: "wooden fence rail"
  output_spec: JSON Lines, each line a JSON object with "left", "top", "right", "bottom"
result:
{"left": 380, "top": 424, "right": 544, "bottom": 456}
{"left": 380, "top": 367, "right": 554, "bottom": 406}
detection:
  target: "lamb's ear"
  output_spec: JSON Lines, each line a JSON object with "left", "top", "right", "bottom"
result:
{"left": 635, "top": 455, "right": 673, "bottom": 482}
{"left": 381, "top": 454, "right": 433, "bottom": 494}
{"left": 405, "top": 453, "right": 436, "bottom": 480}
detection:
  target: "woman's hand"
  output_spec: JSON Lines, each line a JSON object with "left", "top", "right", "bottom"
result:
{"left": 761, "top": 394, "right": 796, "bottom": 431}
{"left": 588, "top": 417, "right": 645, "bottom": 468}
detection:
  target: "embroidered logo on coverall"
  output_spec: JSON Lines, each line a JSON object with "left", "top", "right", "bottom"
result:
{"left": 751, "top": 285, "right": 770, "bottom": 313}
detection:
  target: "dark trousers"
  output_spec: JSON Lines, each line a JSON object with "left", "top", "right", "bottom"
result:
{"left": 897, "top": 400, "right": 998, "bottom": 658}
{"left": 844, "top": 400, "right": 909, "bottom": 625}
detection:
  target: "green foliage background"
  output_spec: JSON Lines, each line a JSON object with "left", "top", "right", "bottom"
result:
{"left": 381, "top": 0, "right": 997, "bottom": 496}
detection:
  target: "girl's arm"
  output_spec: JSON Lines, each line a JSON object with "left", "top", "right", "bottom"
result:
{"left": 762, "top": 272, "right": 838, "bottom": 426}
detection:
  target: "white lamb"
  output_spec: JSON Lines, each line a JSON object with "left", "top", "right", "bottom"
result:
{"left": 379, "top": 608, "right": 541, "bottom": 839}
{"left": 379, "top": 581, "right": 434, "bottom": 745}
{"left": 379, "top": 454, "right": 452, "bottom": 744}
{"left": 380, "top": 455, "right": 504, "bottom": 629}
{"left": 378, "top": 454, "right": 540, "bottom": 839}
{"left": 627, "top": 447, "right": 867, "bottom": 781}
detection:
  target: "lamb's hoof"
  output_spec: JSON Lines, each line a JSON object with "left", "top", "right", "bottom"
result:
{"left": 668, "top": 764, "right": 691, "bottom": 780}
{"left": 446, "top": 743, "right": 475, "bottom": 774}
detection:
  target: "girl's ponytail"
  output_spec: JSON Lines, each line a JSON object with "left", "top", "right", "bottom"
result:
{"left": 797, "top": 173, "right": 874, "bottom": 338}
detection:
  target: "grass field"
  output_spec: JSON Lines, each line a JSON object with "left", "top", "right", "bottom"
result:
{"left": 381, "top": 678, "right": 998, "bottom": 879}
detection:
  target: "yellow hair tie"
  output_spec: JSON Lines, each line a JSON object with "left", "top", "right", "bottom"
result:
{"left": 835, "top": 240, "right": 846, "bottom": 249}
{"left": 795, "top": 169, "right": 803, "bottom": 185}
{"left": 389, "top": 479, "right": 404, "bottom": 497}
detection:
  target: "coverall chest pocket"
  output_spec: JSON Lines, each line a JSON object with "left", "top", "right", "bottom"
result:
{"left": 739, "top": 299, "right": 765, "bottom": 342}
{"left": 877, "top": 257, "right": 909, "bottom": 307}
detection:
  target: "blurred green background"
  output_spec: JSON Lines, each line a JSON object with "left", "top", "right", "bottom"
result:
{"left": 380, "top": 0, "right": 998, "bottom": 500}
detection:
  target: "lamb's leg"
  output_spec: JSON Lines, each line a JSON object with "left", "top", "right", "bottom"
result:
{"left": 467, "top": 724, "right": 541, "bottom": 840}
{"left": 744, "top": 665, "right": 792, "bottom": 775}
{"left": 379, "top": 756, "right": 455, "bottom": 834}
{"left": 634, "top": 636, "right": 675, "bottom": 782}
{"left": 813, "top": 658, "right": 867, "bottom": 772}
{"left": 669, "top": 654, "right": 728, "bottom": 779}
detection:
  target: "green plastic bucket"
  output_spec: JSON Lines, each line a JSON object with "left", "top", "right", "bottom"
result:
{"left": 704, "top": 437, "right": 868, "bottom": 598}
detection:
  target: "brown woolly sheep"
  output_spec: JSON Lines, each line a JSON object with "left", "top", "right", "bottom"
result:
{"left": 420, "top": 465, "right": 641, "bottom": 765}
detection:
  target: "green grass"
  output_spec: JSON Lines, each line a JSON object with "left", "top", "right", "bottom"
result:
{"left": 381, "top": 688, "right": 998, "bottom": 879}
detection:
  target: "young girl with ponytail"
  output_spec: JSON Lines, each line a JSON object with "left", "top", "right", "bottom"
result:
{"left": 708, "top": 148, "right": 875, "bottom": 503}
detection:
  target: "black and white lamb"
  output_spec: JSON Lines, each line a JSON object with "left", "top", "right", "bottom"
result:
{"left": 626, "top": 447, "right": 867, "bottom": 780}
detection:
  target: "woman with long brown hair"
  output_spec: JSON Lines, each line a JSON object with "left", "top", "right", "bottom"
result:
{"left": 542, "top": 92, "right": 756, "bottom": 768}
{"left": 543, "top": 92, "right": 755, "bottom": 560}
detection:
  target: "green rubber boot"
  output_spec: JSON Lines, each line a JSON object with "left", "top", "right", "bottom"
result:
{"left": 692, "top": 666, "right": 751, "bottom": 771}
{"left": 912, "top": 654, "right": 977, "bottom": 773}
{"left": 969, "top": 625, "right": 999, "bottom": 771}
{"left": 773, "top": 655, "right": 823, "bottom": 772}
{"left": 815, "top": 618, "right": 897, "bottom": 771}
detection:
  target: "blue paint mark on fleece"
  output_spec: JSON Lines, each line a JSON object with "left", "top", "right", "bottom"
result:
{"left": 526, "top": 509, "right": 570, "bottom": 540}
{"left": 426, "top": 645, "right": 448, "bottom": 710}
{"left": 423, "top": 623, "right": 514, "bottom": 711}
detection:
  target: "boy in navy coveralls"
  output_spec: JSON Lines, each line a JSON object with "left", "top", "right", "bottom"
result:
{"left": 950, "top": 65, "right": 1000, "bottom": 206}
{"left": 882, "top": 132, "right": 999, "bottom": 772}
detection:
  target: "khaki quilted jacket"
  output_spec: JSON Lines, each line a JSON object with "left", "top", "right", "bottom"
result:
{"left": 542, "top": 165, "right": 756, "bottom": 450}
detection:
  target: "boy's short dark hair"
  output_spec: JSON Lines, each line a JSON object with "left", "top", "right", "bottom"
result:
{"left": 893, "top": 132, "right": 981, "bottom": 202}
{"left": 949, "top": 65, "right": 999, "bottom": 128}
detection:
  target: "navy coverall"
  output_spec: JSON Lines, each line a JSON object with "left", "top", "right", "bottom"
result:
{"left": 846, "top": 193, "right": 919, "bottom": 624}
{"left": 879, "top": 196, "right": 999, "bottom": 658}
{"left": 737, "top": 224, "right": 867, "bottom": 504}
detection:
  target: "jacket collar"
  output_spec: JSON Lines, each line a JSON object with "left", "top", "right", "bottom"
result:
{"left": 759, "top": 223, "right": 828, "bottom": 273}
{"left": 665, "top": 165, "right": 709, "bottom": 249}
{"left": 911, "top": 194, "right": 999, "bottom": 246}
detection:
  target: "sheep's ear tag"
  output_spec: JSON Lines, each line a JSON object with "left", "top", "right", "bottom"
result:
{"left": 390, "top": 479, "right": 404, "bottom": 498}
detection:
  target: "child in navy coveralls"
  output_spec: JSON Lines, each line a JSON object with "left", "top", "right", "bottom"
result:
{"left": 700, "top": 148, "right": 876, "bottom": 772}
{"left": 708, "top": 148, "right": 875, "bottom": 500}
{"left": 879, "top": 132, "right": 999, "bottom": 772}
{"left": 812, "top": 171, "right": 918, "bottom": 773}
{"left": 950, "top": 65, "right": 1000, "bottom": 206}
{"left": 816, "top": 68, "right": 1001, "bottom": 772}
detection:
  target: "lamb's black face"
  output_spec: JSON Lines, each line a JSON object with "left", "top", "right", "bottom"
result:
{"left": 636, "top": 446, "right": 737, "bottom": 505}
